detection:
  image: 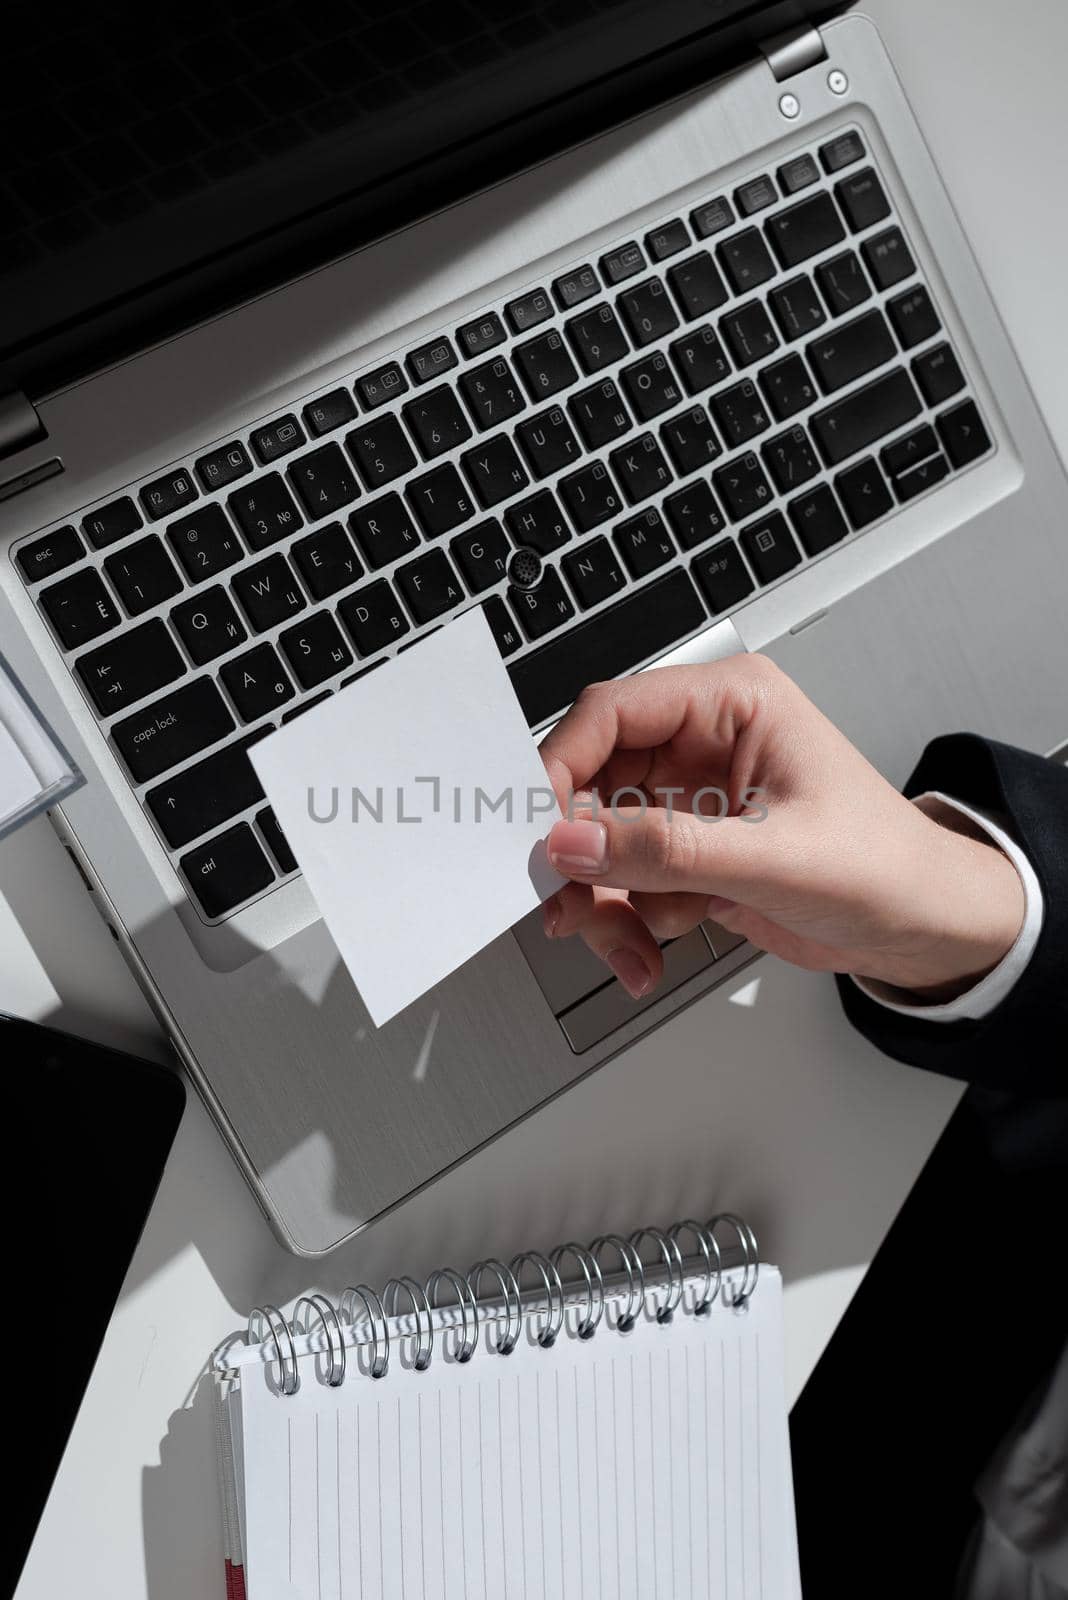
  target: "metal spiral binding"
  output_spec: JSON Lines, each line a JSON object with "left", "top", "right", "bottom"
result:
{"left": 245, "top": 1214, "right": 757, "bottom": 1393}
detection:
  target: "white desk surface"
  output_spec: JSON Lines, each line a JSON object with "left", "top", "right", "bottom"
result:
{"left": 7, "top": 1, "right": 1067, "bottom": 1594}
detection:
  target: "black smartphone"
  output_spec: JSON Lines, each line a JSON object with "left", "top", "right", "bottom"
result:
{"left": 1, "top": 1015, "right": 184, "bottom": 1597}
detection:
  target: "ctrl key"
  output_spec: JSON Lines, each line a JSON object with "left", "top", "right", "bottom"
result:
{"left": 182, "top": 823, "right": 274, "bottom": 918}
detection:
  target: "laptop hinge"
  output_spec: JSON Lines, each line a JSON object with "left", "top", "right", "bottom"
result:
{"left": 0, "top": 389, "right": 46, "bottom": 460}
{"left": 758, "top": 24, "right": 827, "bottom": 82}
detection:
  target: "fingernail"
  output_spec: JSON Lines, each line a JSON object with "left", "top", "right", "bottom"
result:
{"left": 606, "top": 947, "right": 653, "bottom": 999}
{"left": 542, "top": 895, "right": 561, "bottom": 937}
{"left": 547, "top": 819, "right": 608, "bottom": 875}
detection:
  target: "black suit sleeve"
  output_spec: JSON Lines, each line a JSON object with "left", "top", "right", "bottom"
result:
{"left": 835, "top": 733, "right": 1068, "bottom": 1098}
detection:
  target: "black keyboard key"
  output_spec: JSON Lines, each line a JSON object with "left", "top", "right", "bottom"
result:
{"left": 788, "top": 484, "right": 849, "bottom": 556}
{"left": 401, "top": 386, "right": 472, "bottom": 460}
{"left": 515, "top": 406, "right": 581, "bottom": 480}
{"left": 348, "top": 494, "right": 420, "bottom": 569}
{"left": 505, "top": 491, "right": 571, "bottom": 554}
{"left": 220, "top": 643, "right": 295, "bottom": 720}
{"left": 459, "top": 356, "right": 526, "bottom": 433}
{"left": 562, "top": 536, "right": 626, "bottom": 610}
{"left": 17, "top": 525, "right": 82, "bottom": 582}
{"left": 766, "top": 192, "right": 846, "bottom": 270}
{"left": 76, "top": 619, "right": 184, "bottom": 716}
{"left": 620, "top": 351, "right": 684, "bottom": 422}
{"left": 609, "top": 432, "right": 672, "bottom": 506}
{"left": 510, "top": 567, "right": 575, "bottom": 641}
{"left": 614, "top": 509, "right": 675, "bottom": 578}
{"left": 739, "top": 513, "right": 803, "bottom": 584}
{"left": 667, "top": 252, "right": 728, "bottom": 321}
{"left": 692, "top": 540, "right": 755, "bottom": 615}
{"left": 182, "top": 824, "right": 273, "bottom": 918}
{"left": 195, "top": 441, "right": 252, "bottom": 493}
{"left": 288, "top": 443, "right": 360, "bottom": 517}
{"left": 716, "top": 229, "right": 775, "bottom": 295}
{"left": 553, "top": 265, "right": 600, "bottom": 310}
{"left": 710, "top": 380, "right": 770, "bottom": 449}
{"left": 291, "top": 522, "right": 362, "bottom": 600}
{"left": 83, "top": 496, "right": 142, "bottom": 550}
{"left": 481, "top": 595, "right": 523, "bottom": 657}
{"left": 769, "top": 275, "right": 827, "bottom": 342}
{"left": 646, "top": 219, "right": 690, "bottom": 260}
{"left": 937, "top": 399, "right": 991, "bottom": 468}
{"left": 617, "top": 278, "right": 679, "bottom": 347}
{"left": 720, "top": 300, "right": 779, "bottom": 368}
{"left": 835, "top": 456, "right": 894, "bottom": 528}
{"left": 887, "top": 285, "right": 941, "bottom": 350}
{"left": 460, "top": 434, "right": 529, "bottom": 509}
{"left": 303, "top": 388, "right": 357, "bottom": 437}
{"left": 112, "top": 677, "right": 234, "bottom": 783}
{"left": 713, "top": 452, "right": 774, "bottom": 523}
{"left": 172, "top": 586, "right": 247, "bottom": 666}
{"left": 513, "top": 329, "right": 578, "bottom": 401}
{"left": 880, "top": 424, "right": 940, "bottom": 479}
{"left": 451, "top": 519, "right": 509, "bottom": 593}
{"left": 762, "top": 426, "right": 821, "bottom": 495}
{"left": 735, "top": 174, "right": 777, "bottom": 217}
{"left": 759, "top": 353, "right": 817, "bottom": 422}
{"left": 456, "top": 311, "right": 506, "bottom": 359}
{"left": 250, "top": 414, "right": 305, "bottom": 466}
{"left": 168, "top": 504, "right": 243, "bottom": 583}
{"left": 660, "top": 407, "right": 721, "bottom": 475}
{"left": 862, "top": 226, "right": 915, "bottom": 291}
{"left": 228, "top": 474, "right": 303, "bottom": 551}
{"left": 279, "top": 610, "right": 353, "bottom": 688}
{"left": 600, "top": 242, "right": 645, "bottom": 285}
{"left": 346, "top": 415, "right": 418, "bottom": 490}
{"left": 395, "top": 550, "right": 465, "bottom": 624}
{"left": 407, "top": 336, "right": 458, "bottom": 385}
{"left": 811, "top": 369, "right": 922, "bottom": 466}
{"left": 669, "top": 325, "right": 731, "bottom": 396}
{"left": 835, "top": 168, "right": 890, "bottom": 233}
{"left": 104, "top": 535, "right": 182, "bottom": 616}
{"left": 807, "top": 308, "right": 896, "bottom": 396}
{"left": 140, "top": 468, "right": 198, "bottom": 522}
{"left": 41, "top": 567, "right": 121, "bottom": 649}
{"left": 338, "top": 579, "right": 411, "bottom": 655}
{"left": 664, "top": 479, "right": 726, "bottom": 551}
{"left": 505, "top": 288, "right": 553, "bottom": 335}
{"left": 147, "top": 734, "right": 268, "bottom": 849}
{"left": 257, "top": 807, "right": 296, "bottom": 874}
{"left": 690, "top": 196, "right": 734, "bottom": 239}
{"left": 912, "top": 344, "right": 965, "bottom": 407}
{"left": 815, "top": 250, "right": 872, "bottom": 318}
{"left": 568, "top": 379, "right": 632, "bottom": 450}
{"left": 566, "top": 305, "right": 629, "bottom": 376}
{"left": 820, "top": 130, "right": 866, "bottom": 174}
{"left": 558, "top": 461, "right": 624, "bottom": 533}
{"left": 777, "top": 153, "right": 820, "bottom": 195}
{"left": 893, "top": 454, "right": 950, "bottom": 502}
{"left": 508, "top": 569, "right": 705, "bottom": 726}
{"left": 233, "top": 554, "right": 306, "bottom": 632}
{"left": 406, "top": 463, "right": 475, "bottom": 538}
{"left": 355, "top": 362, "right": 408, "bottom": 410}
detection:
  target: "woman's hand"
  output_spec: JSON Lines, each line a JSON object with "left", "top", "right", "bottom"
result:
{"left": 538, "top": 655, "right": 1025, "bottom": 1001}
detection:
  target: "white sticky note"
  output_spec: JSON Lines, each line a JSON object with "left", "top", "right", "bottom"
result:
{"left": 250, "top": 608, "right": 564, "bottom": 1026}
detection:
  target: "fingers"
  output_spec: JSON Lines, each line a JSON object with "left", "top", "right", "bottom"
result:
{"left": 541, "top": 883, "right": 663, "bottom": 999}
{"left": 546, "top": 804, "right": 772, "bottom": 900}
{"left": 629, "top": 889, "right": 713, "bottom": 940}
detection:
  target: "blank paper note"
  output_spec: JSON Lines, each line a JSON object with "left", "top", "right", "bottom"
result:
{"left": 234, "top": 1269, "right": 799, "bottom": 1600}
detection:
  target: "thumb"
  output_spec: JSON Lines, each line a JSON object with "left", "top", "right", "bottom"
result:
{"left": 545, "top": 805, "right": 772, "bottom": 900}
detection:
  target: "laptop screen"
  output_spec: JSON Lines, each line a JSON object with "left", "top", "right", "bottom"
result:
{"left": 0, "top": 0, "right": 826, "bottom": 397}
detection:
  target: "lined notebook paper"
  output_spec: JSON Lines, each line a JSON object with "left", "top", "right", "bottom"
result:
{"left": 215, "top": 1257, "right": 798, "bottom": 1600}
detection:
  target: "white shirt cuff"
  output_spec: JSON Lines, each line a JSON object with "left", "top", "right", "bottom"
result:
{"left": 851, "top": 790, "right": 1044, "bottom": 1023}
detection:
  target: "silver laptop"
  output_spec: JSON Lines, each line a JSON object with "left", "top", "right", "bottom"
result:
{"left": 3, "top": 3, "right": 1066, "bottom": 1255}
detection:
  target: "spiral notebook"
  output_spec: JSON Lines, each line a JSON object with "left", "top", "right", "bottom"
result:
{"left": 212, "top": 1214, "right": 799, "bottom": 1600}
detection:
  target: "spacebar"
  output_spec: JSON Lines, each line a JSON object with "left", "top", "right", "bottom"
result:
{"left": 508, "top": 569, "right": 706, "bottom": 727}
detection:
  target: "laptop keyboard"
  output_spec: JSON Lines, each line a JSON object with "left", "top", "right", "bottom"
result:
{"left": 14, "top": 128, "right": 993, "bottom": 924}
